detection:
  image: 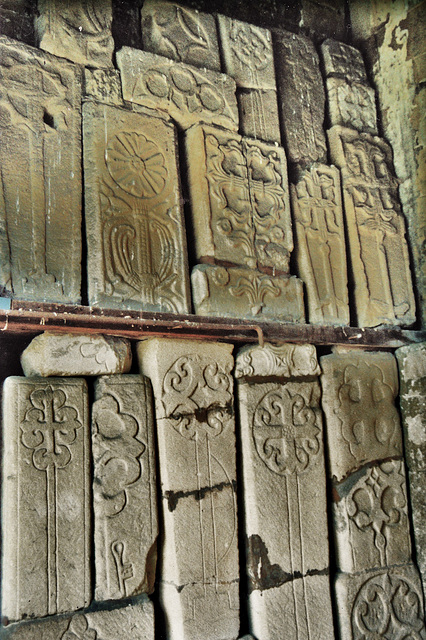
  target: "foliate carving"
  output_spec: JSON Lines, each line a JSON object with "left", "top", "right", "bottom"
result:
{"left": 117, "top": 47, "right": 238, "bottom": 131}
{"left": 235, "top": 343, "right": 320, "bottom": 379}
{"left": 326, "top": 78, "right": 378, "bottom": 135}
{"left": 321, "top": 38, "right": 368, "bottom": 84}
{"left": 36, "top": 0, "right": 114, "bottom": 67}
{"left": 328, "top": 126, "right": 416, "bottom": 327}
{"left": 141, "top": 0, "right": 221, "bottom": 71}
{"left": 291, "top": 164, "right": 350, "bottom": 325}
{"left": 84, "top": 101, "right": 190, "bottom": 312}
{"left": 0, "top": 36, "right": 82, "bottom": 302}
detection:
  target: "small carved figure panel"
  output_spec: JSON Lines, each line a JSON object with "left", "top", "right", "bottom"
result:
{"left": 291, "top": 163, "right": 350, "bottom": 325}
{"left": 0, "top": 37, "right": 82, "bottom": 303}
{"left": 141, "top": 0, "right": 221, "bottom": 71}
{"left": 328, "top": 126, "right": 416, "bottom": 327}
{"left": 83, "top": 101, "right": 190, "bottom": 312}
{"left": 321, "top": 38, "right": 368, "bottom": 85}
{"left": 235, "top": 342, "right": 320, "bottom": 380}
{"left": 1, "top": 377, "right": 90, "bottom": 622}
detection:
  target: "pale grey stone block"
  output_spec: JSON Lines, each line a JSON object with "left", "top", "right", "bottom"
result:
{"left": 321, "top": 38, "right": 369, "bottom": 85}
{"left": 238, "top": 89, "right": 281, "bottom": 145}
{"left": 83, "top": 67, "right": 124, "bottom": 106}
{"left": 326, "top": 77, "right": 378, "bottom": 135}
{"left": 235, "top": 343, "right": 320, "bottom": 380}
{"left": 20, "top": 332, "right": 132, "bottom": 377}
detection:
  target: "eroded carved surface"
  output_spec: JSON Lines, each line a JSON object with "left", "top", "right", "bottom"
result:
{"left": 235, "top": 343, "right": 320, "bottom": 380}
{"left": 83, "top": 67, "right": 123, "bottom": 106}
{"left": 237, "top": 88, "right": 281, "bottom": 144}
{"left": 321, "top": 38, "right": 368, "bottom": 85}
{"left": 326, "top": 78, "right": 378, "bottom": 135}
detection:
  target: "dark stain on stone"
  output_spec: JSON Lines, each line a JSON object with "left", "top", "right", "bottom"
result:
{"left": 164, "top": 479, "right": 237, "bottom": 512}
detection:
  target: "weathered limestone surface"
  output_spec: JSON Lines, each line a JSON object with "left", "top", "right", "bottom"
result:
{"left": 83, "top": 101, "right": 190, "bottom": 312}
{"left": 0, "top": 596, "right": 155, "bottom": 639}
{"left": 185, "top": 124, "right": 293, "bottom": 272}
{"left": 328, "top": 126, "right": 416, "bottom": 327}
{"left": 0, "top": 37, "right": 82, "bottom": 303}
{"left": 36, "top": 0, "right": 114, "bottom": 68}
{"left": 325, "top": 77, "right": 378, "bottom": 135}
{"left": 191, "top": 265, "right": 305, "bottom": 323}
{"left": 83, "top": 67, "right": 123, "bottom": 105}
{"left": 20, "top": 333, "right": 132, "bottom": 377}
{"left": 92, "top": 375, "right": 158, "bottom": 601}
{"left": 237, "top": 89, "right": 281, "bottom": 144}
{"left": 291, "top": 163, "right": 350, "bottom": 325}
{"left": 320, "top": 352, "right": 403, "bottom": 482}
{"left": 273, "top": 29, "right": 327, "bottom": 169}
{"left": 332, "top": 460, "right": 411, "bottom": 573}
{"left": 117, "top": 47, "right": 238, "bottom": 131}
{"left": 321, "top": 39, "right": 369, "bottom": 85}
{"left": 410, "top": 469, "right": 426, "bottom": 590}
{"left": 141, "top": 0, "right": 221, "bottom": 71}
{"left": 334, "top": 564, "right": 426, "bottom": 640}
{"left": 235, "top": 343, "right": 320, "bottom": 380}
{"left": 1, "top": 377, "right": 90, "bottom": 621}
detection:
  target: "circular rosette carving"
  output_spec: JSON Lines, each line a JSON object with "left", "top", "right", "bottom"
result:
{"left": 253, "top": 387, "right": 321, "bottom": 475}
{"left": 106, "top": 132, "right": 167, "bottom": 199}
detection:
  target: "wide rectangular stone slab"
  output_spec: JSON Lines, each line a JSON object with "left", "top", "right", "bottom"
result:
{"left": 116, "top": 47, "right": 238, "bottom": 131}
{"left": 291, "top": 163, "right": 349, "bottom": 325}
{"left": 92, "top": 375, "right": 158, "bottom": 601}
{"left": 1, "top": 377, "right": 90, "bottom": 621}
{"left": 0, "top": 36, "right": 82, "bottom": 303}
{"left": 235, "top": 343, "right": 320, "bottom": 380}
{"left": 191, "top": 264, "right": 305, "bottom": 323}
{"left": 83, "top": 100, "right": 190, "bottom": 312}
{"left": 325, "top": 77, "right": 378, "bottom": 135}
{"left": 20, "top": 332, "right": 132, "bottom": 377}
{"left": 320, "top": 351, "right": 403, "bottom": 482}
{"left": 328, "top": 126, "right": 416, "bottom": 327}
{"left": 141, "top": 0, "right": 221, "bottom": 71}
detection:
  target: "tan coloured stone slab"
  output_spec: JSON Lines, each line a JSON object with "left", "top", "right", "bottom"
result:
{"left": 185, "top": 124, "right": 293, "bottom": 272}
{"left": 328, "top": 126, "right": 416, "bottom": 327}
{"left": 36, "top": 0, "right": 114, "bottom": 68}
{"left": 273, "top": 29, "right": 327, "bottom": 169}
{"left": 332, "top": 460, "right": 412, "bottom": 573}
{"left": 409, "top": 469, "right": 426, "bottom": 591}
{"left": 116, "top": 47, "right": 238, "bottom": 131}
{"left": 0, "top": 596, "right": 155, "bottom": 639}
{"left": 1, "top": 377, "right": 90, "bottom": 621}
{"left": 326, "top": 77, "right": 378, "bottom": 135}
{"left": 395, "top": 342, "right": 426, "bottom": 472}
{"left": 235, "top": 343, "right": 320, "bottom": 380}
{"left": 83, "top": 67, "right": 123, "bottom": 105}
{"left": 334, "top": 564, "right": 426, "bottom": 640}
{"left": 237, "top": 89, "right": 281, "bottom": 144}
{"left": 20, "top": 332, "right": 132, "bottom": 377}
{"left": 191, "top": 264, "right": 305, "bottom": 323}
{"left": 320, "top": 351, "right": 403, "bottom": 482}
{"left": 0, "top": 37, "right": 82, "bottom": 303}
{"left": 83, "top": 101, "right": 190, "bottom": 312}
{"left": 321, "top": 38, "right": 369, "bottom": 85}
{"left": 141, "top": 0, "right": 221, "bottom": 71}
{"left": 92, "top": 375, "right": 158, "bottom": 601}
{"left": 291, "top": 163, "right": 350, "bottom": 325}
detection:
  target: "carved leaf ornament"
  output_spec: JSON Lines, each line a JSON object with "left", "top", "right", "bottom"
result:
{"left": 153, "top": 4, "right": 210, "bottom": 61}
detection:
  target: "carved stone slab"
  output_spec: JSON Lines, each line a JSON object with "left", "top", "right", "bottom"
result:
{"left": 328, "top": 126, "right": 416, "bottom": 327}
{"left": 395, "top": 342, "right": 426, "bottom": 472}
{"left": 325, "top": 77, "right": 378, "bottom": 135}
{"left": 273, "top": 29, "right": 327, "bottom": 169}
{"left": 291, "top": 163, "right": 350, "bottom": 325}
{"left": 83, "top": 67, "right": 123, "bottom": 106}
{"left": 409, "top": 469, "right": 426, "bottom": 591}
{"left": 116, "top": 47, "right": 238, "bottom": 131}
{"left": 320, "top": 352, "right": 403, "bottom": 482}
{"left": 83, "top": 101, "right": 190, "bottom": 312}
{"left": 235, "top": 343, "right": 320, "bottom": 380}
{"left": 237, "top": 380, "right": 334, "bottom": 639}
{"left": 1, "top": 377, "right": 90, "bottom": 621}
{"left": 92, "top": 375, "right": 158, "bottom": 601}
{"left": 36, "top": 0, "right": 114, "bottom": 68}
{"left": 141, "top": 0, "right": 221, "bottom": 71}
{"left": 237, "top": 89, "right": 281, "bottom": 144}
{"left": 334, "top": 564, "right": 426, "bottom": 640}
{"left": 20, "top": 333, "right": 132, "bottom": 377}
{"left": 0, "top": 37, "right": 82, "bottom": 303}
{"left": 217, "top": 15, "right": 276, "bottom": 90}
{"left": 332, "top": 460, "right": 412, "bottom": 573}
{"left": 185, "top": 124, "right": 293, "bottom": 272}
{"left": 0, "top": 596, "right": 155, "bottom": 639}
{"left": 321, "top": 39, "right": 369, "bottom": 85}
{"left": 191, "top": 264, "right": 305, "bottom": 323}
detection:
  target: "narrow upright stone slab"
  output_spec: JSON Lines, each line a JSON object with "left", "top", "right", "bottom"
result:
{"left": 116, "top": 47, "right": 238, "bottom": 131}
{"left": 325, "top": 77, "right": 378, "bottom": 135}
{"left": 21, "top": 333, "right": 132, "bottom": 377}
{"left": 36, "top": 0, "right": 114, "bottom": 68}
{"left": 321, "top": 39, "right": 369, "bottom": 85}
{"left": 141, "top": 0, "right": 221, "bottom": 71}
{"left": 92, "top": 375, "right": 158, "bottom": 601}
{"left": 237, "top": 89, "right": 281, "bottom": 144}
{"left": 235, "top": 343, "right": 320, "bottom": 380}
{"left": 1, "top": 377, "right": 90, "bottom": 621}
{"left": 273, "top": 30, "right": 327, "bottom": 169}
{"left": 83, "top": 101, "right": 190, "bottom": 312}
{"left": 410, "top": 469, "right": 426, "bottom": 590}
{"left": 328, "top": 126, "right": 416, "bottom": 327}
{"left": 320, "top": 351, "right": 403, "bottom": 482}
{"left": 0, "top": 37, "right": 82, "bottom": 303}
{"left": 291, "top": 163, "right": 350, "bottom": 325}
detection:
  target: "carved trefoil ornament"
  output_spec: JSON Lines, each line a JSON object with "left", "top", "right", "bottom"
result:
{"left": 83, "top": 101, "right": 190, "bottom": 312}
